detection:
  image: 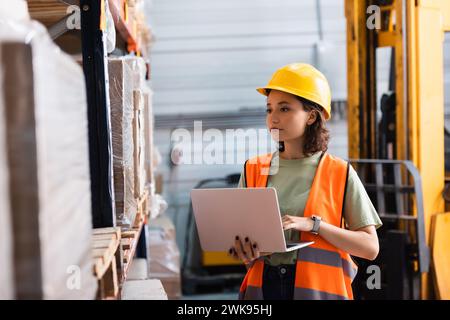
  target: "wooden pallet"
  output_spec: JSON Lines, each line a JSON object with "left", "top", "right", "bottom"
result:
{"left": 27, "top": 0, "right": 69, "bottom": 27}
{"left": 120, "top": 222, "right": 144, "bottom": 284}
{"left": 92, "top": 227, "right": 121, "bottom": 300}
{"left": 91, "top": 186, "right": 151, "bottom": 299}
{"left": 116, "top": 186, "right": 149, "bottom": 285}
{"left": 134, "top": 186, "right": 149, "bottom": 227}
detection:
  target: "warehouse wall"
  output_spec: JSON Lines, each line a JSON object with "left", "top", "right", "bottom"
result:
{"left": 146, "top": 0, "right": 351, "bottom": 256}
{"left": 147, "top": 0, "right": 347, "bottom": 115}
{"left": 145, "top": 0, "right": 393, "bottom": 256}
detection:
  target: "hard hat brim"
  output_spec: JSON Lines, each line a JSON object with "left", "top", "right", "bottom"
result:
{"left": 256, "top": 86, "right": 331, "bottom": 120}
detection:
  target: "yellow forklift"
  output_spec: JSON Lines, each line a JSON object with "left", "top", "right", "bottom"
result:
{"left": 345, "top": 0, "right": 450, "bottom": 299}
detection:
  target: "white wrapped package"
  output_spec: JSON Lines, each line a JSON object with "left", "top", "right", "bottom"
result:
{"left": 0, "top": 16, "right": 97, "bottom": 299}
{"left": 0, "top": 46, "right": 14, "bottom": 300}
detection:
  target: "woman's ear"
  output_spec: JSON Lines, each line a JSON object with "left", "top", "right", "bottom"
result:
{"left": 307, "top": 110, "right": 318, "bottom": 125}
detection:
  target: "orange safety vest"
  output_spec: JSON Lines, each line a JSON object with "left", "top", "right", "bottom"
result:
{"left": 238, "top": 152, "right": 357, "bottom": 300}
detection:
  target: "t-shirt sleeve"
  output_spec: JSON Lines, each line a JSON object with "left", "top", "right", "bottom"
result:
{"left": 343, "top": 165, "right": 383, "bottom": 231}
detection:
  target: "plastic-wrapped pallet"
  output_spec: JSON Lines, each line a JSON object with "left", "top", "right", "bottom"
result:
{"left": 108, "top": 58, "right": 138, "bottom": 227}
{"left": 147, "top": 215, "right": 181, "bottom": 299}
{"left": 0, "top": 8, "right": 97, "bottom": 299}
{"left": 108, "top": 56, "right": 148, "bottom": 226}
{"left": 0, "top": 45, "right": 14, "bottom": 300}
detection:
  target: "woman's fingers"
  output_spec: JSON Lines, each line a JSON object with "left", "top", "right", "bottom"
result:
{"left": 251, "top": 241, "right": 260, "bottom": 259}
{"left": 228, "top": 238, "right": 273, "bottom": 263}
{"left": 243, "top": 237, "right": 255, "bottom": 260}
{"left": 228, "top": 247, "right": 239, "bottom": 260}
{"left": 234, "top": 236, "right": 248, "bottom": 263}
{"left": 282, "top": 215, "right": 296, "bottom": 230}
{"left": 231, "top": 236, "right": 263, "bottom": 264}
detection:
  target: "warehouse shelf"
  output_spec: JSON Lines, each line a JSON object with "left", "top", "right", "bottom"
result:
{"left": 20, "top": 0, "right": 156, "bottom": 300}
{"left": 27, "top": 0, "right": 143, "bottom": 55}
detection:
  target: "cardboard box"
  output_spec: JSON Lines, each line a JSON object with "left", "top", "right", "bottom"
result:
{"left": 0, "top": 47, "right": 13, "bottom": 299}
{"left": 109, "top": 58, "right": 138, "bottom": 227}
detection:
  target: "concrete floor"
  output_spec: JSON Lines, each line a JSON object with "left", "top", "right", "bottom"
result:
{"left": 182, "top": 292, "right": 238, "bottom": 300}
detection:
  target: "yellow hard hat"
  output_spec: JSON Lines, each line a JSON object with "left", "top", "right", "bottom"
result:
{"left": 257, "top": 63, "right": 332, "bottom": 120}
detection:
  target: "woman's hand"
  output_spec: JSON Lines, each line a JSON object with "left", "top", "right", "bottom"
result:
{"left": 228, "top": 236, "right": 271, "bottom": 268}
{"left": 283, "top": 215, "right": 380, "bottom": 260}
{"left": 282, "top": 215, "right": 314, "bottom": 232}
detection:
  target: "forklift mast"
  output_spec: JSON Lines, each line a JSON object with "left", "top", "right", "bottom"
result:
{"left": 345, "top": 0, "right": 450, "bottom": 299}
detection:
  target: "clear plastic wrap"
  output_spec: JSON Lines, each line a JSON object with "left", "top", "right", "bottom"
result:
{"left": 0, "top": 47, "right": 14, "bottom": 300}
{"left": 149, "top": 194, "right": 168, "bottom": 220}
{"left": 108, "top": 58, "right": 137, "bottom": 227}
{"left": 0, "top": 13, "right": 97, "bottom": 299}
{"left": 147, "top": 215, "right": 181, "bottom": 299}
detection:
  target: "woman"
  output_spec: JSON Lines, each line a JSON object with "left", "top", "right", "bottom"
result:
{"left": 229, "top": 63, "right": 382, "bottom": 300}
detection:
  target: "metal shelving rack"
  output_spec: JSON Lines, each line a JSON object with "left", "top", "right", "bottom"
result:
{"left": 43, "top": 0, "right": 142, "bottom": 228}
{"left": 80, "top": 0, "right": 115, "bottom": 228}
{"left": 27, "top": 0, "right": 151, "bottom": 298}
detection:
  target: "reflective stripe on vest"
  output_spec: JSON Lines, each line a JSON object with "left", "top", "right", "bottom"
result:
{"left": 239, "top": 152, "right": 356, "bottom": 300}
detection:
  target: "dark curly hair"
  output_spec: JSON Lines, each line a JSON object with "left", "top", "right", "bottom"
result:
{"left": 275, "top": 94, "right": 330, "bottom": 156}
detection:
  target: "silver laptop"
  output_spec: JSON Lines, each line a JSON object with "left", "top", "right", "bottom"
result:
{"left": 190, "top": 187, "right": 314, "bottom": 253}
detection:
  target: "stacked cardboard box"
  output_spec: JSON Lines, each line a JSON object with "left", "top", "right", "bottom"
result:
{"left": 109, "top": 58, "right": 138, "bottom": 227}
{"left": 147, "top": 216, "right": 182, "bottom": 299}
{"left": 0, "top": 52, "right": 14, "bottom": 300}
{"left": 0, "top": 16, "right": 97, "bottom": 299}
{"left": 108, "top": 56, "right": 150, "bottom": 226}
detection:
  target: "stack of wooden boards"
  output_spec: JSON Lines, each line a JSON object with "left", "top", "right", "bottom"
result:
{"left": 0, "top": 10, "right": 96, "bottom": 299}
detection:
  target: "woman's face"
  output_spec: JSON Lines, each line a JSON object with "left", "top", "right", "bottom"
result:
{"left": 265, "top": 89, "right": 316, "bottom": 143}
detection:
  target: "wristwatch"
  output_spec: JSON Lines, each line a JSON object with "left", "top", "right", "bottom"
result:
{"left": 310, "top": 215, "right": 322, "bottom": 235}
